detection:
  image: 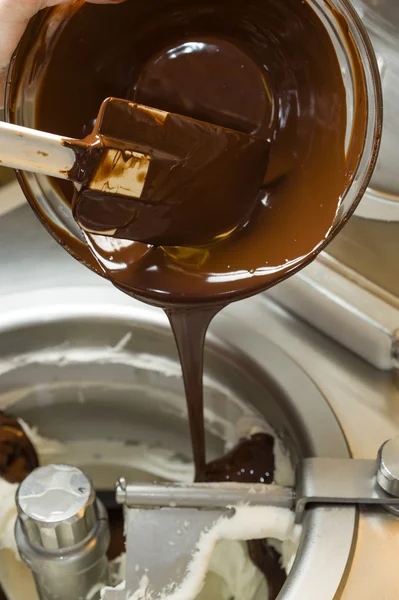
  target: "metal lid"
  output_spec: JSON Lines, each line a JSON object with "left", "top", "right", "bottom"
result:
{"left": 16, "top": 464, "right": 97, "bottom": 550}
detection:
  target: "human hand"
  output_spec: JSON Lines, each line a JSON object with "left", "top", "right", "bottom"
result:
{"left": 0, "top": 0, "right": 126, "bottom": 108}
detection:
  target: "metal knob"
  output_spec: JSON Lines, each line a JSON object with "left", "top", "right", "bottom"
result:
{"left": 15, "top": 464, "right": 110, "bottom": 600}
{"left": 377, "top": 437, "right": 399, "bottom": 498}
{"left": 16, "top": 463, "right": 97, "bottom": 550}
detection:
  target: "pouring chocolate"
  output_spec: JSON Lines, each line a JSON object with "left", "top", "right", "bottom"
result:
{"left": 7, "top": 0, "right": 379, "bottom": 527}
{"left": 5, "top": 0, "right": 381, "bottom": 595}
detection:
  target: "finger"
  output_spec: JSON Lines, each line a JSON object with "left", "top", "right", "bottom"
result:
{"left": 0, "top": 0, "right": 126, "bottom": 23}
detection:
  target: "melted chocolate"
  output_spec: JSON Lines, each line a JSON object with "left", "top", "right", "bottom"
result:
{"left": 204, "top": 433, "right": 285, "bottom": 599}
{"left": 247, "top": 539, "right": 286, "bottom": 600}
{"left": 30, "top": 0, "right": 352, "bottom": 304}
{"left": 7, "top": 0, "right": 362, "bottom": 592}
{"left": 106, "top": 507, "right": 125, "bottom": 561}
{"left": 204, "top": 432, "right": 275, "bottom": 484}
{"left": 167, "top": 307, "right": 220, "bottom": 478}
{"left": 0, "top": 411, "right": 39, "bottom": 484}
{"left": 73, "top": 99, "right": 270, "bottom": 247}
{"left": 95, "top": 490, "right": 126, "bottom": 561}
{"left": 27, "top": 0, "right": 352, "bottom": 480}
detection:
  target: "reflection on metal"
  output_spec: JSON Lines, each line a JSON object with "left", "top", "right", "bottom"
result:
{"left": 104, "top": 433, "right": 399, "bottom": 599}
{"left": 15, "top": 465, "right": 110, "bottom": 600}
{"left": 268, "top": 254, "right": 399, "bottom": 370}
{"left": 352, "top": 0, "right": 399, "bottom": 220}
{"left": 0, "top": 283, "right": 356, "bottom": 595}
{"left": 114, "top": 481, "right": 293, "bottom": 509}
{"left": 1, "top": 204, "right": 399, "bottom": 596}
{"left": 296, "top": 453, "right": 399, "bottom": 521}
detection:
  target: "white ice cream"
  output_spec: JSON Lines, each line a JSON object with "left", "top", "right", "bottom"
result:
{"left": 0, "top": 423, "right": 63, "bottom": 600}
{"left": 121, "top": 506, "right": 299, "bottom": 600}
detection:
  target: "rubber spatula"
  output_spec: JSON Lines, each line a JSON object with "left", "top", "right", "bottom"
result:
{"left": 0, "top": 98, "right": 270, "bottom": 247}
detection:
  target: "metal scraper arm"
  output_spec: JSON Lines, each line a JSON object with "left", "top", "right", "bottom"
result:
{"left": 115, "top": 479, "right": 294, "bottom": 509}
{"left": 102, "top": 438, "right": 399, "bottom": 600}
{"left": 116, "top": 457, "right": 399, "bottom": 523}
{"left": 296, "top": 455, "right": 399, "bottom": 521}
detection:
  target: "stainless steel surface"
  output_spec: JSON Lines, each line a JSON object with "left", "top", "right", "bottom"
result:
{"left": 15, "top": 464, "right": 110, "bottom": 600}
{"left": 377, "top": 437, "right": 399, "bottom": 497}
{"left": 0, "top": 287, "right": 356, "bottom": 600}
{"left": 0, "top": 200, "right": 398, "bottom": 597}
{"left": 327, "top": 217, "right": 399, "bottom": 300}
{"left": 324, "top": 0, "right": 399, "bottom": 302}
{"left": 352, "top": 0, "right": 399, "bottom": 221}
{"left": 120, "top": 507, "right": 226, "bottom": 600}
{"left": 16, "top": 464, "right": 97, "bottom": 549}
{"left": 0, "top": 205, "right": 357, "bottom": 599}
{"left": 268, "top": 254, "right": 399, "bottom": 371}
{"left": 117, "top": 452, "right": 399, "bottom": 519}
{"left": 115, "top": 481, "right": 294, "bottom": 510}
{"left": 116, "top": 447, "right": 399, "bottom": 534}
{"left": 111, "top": 448, "right": 399, "bottom": 599}
{"left": 296, "top": 456, "right": 399, "bottom": 521}
{"left": 114, "top": 481, "right": 294, "bottom": 599}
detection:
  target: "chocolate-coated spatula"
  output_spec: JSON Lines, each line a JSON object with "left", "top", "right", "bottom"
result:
{"left": 0, "top": 98, "right": 270, "bottom": 247}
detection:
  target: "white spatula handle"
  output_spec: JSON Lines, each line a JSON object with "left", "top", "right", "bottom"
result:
{"left": 0, "top": 121, "right": 77, "bottom": 180}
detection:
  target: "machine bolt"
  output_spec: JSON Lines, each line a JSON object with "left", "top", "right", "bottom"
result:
{"left": 377, "top": 437, "right": 399, "bottom": 510}
{"left": 115, "top": 476, "right": 127, "bottom": 505}
{"left": 16, "top": 463, "right": 97, "bottom": 549}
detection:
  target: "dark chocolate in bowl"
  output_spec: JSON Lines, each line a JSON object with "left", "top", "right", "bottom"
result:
{"left": 6, "top": 0, "right": 377, "bottom": 305}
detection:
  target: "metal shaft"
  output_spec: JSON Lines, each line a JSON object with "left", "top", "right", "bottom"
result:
{"left": 116, "top": 479, "right": 294, "bottom": 509}
{"left": 15, "top": 464, "right": 110, "bottom": 600}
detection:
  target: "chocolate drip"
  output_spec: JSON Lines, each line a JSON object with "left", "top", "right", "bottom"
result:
{"left": 166, "top": 306, "right": 221, "bottom": 480}
{"left": 247, "top": 539, "right": 286, "bottom": 600}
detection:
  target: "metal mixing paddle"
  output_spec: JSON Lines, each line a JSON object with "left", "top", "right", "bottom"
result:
{"left": 15, "top": 438, "right": 399, "bottom": 600}
{"left": 102, "top": 437, "right": 399, "bottom": 600}
{"left": 0, "top": 98, "right": 269, "bottom": 247}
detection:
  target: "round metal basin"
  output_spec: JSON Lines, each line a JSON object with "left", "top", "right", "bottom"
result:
{"left": 0, "top": 285, "right": 356, "bottom": 599}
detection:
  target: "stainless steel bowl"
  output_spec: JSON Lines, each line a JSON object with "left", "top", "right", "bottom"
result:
{"left": 0, "top": 284, "right": 355, "bottom": 599}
